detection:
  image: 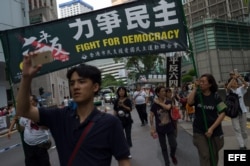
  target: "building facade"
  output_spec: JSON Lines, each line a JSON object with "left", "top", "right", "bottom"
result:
{"left": 190, "top": 18, "right": 250, "bottom": 82}
{"left": 0, "top": 0, "right": 29, "bottom": 108}
{"left": 59, "top": 0, "right": 93, "bottom": 18}
{"left": 183, "top": 0, "right": 250, "bottom": 83}
{"left": 183, "top": 0, "right": 250, "bottom": 26}
{"left": 29, "top": 0, "right": 58, "bottom": 24}
{"left": 99, "top": 62, "right": 127, "bottom": 83}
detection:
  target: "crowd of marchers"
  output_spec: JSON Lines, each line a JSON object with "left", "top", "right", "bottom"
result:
{"left": 5, "top": 51, "right": 249, "bottom": 166}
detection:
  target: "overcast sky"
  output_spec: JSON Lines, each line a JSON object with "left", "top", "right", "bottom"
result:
{"left": 56, "top": 0, "right": 112, "bottom": 10}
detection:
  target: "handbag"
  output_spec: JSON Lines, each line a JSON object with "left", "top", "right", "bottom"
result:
{"left": 171, "top": 106, "right": 181, "bottom": 120}
{"left": 180, "top": 98, "right": 187, "bottom": 105}
{"left": 186, "top": 104, "right": 195, "bottom": 114}
{"left": 37, "top": 139, "right": 52, "bottom": 150}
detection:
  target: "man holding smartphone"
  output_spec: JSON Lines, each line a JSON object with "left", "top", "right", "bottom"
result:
{"left": 16, "top": 52, "right": 131, "bottom": 166}
{"left": 227, "top": 70, "right": 249, "bottom": 150}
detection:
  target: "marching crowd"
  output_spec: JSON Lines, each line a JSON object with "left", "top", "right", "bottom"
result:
{"left": 105, "top": 71, "right": 247, "bottom": 166}
{"left": 4, "top": 51, "right": 249, "bottom": 166}
{"left": 0, "top": 103, "right": 15, "bottom": 117}
{"left": 115, "top": 71, "right": 248, "bottom": 166}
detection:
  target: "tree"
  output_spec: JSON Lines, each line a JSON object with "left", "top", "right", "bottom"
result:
{"left": 102, "top": 74, "right": 125, "bottom": 88}
{"left": 187, "top": 68, "right": 196, "bottom": 77}
{"left": 181, "top": 68, "right": 195, "bottom": 83}
{"left": 181, "top": 75, "right": 193, "bottom": 83}
{"left": 114, "top": 54, "right": 164, "bottom": 81}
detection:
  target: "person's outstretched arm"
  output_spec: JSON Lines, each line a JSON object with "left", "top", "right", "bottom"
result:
{"left": 7, "top": 116, "right": 18, "bottom": 139}
{"left": 16, "top": 53, "right": 41, "bottom": 122}
{"left": 187, "top": 80, "right": 199, "bottom": 106}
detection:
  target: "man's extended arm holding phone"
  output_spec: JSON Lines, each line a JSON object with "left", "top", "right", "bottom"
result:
{"left": 16, "top": 52, "right": 51, "bottom": 122}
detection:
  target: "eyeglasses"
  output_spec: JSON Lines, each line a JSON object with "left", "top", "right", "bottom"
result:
{"left": 199, "top": 79, "right": 208, "bottom": 84}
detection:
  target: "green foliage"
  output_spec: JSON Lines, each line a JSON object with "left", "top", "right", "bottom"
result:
{"left": 181, "top": 68, "right": 196, "bottom": 84}
{"left": 102, "top": 74, "right": 125, "bottom": 87}
{"left": 114, "top": 54, "right": 164, "bottom": 80}
{"left": 181, "top": 75, "right": 193, "bottom": 83}
{"left": 187, "top": 68, "right": 196, "bottom": 76}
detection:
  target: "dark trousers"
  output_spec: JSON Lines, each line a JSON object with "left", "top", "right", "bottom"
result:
{"left": 135, "top": 103, "right": 148, "bottom": 124}
{"left": 158, "top": 131, "right": 177, "bottom": 166}
{"left": 123, "top": 123, "right": 132, "bottom": 147}
{"left": 19, "top": 132, "right": 28, "bottom": 157}
{"left": 23, "top": 141, "right": 51, "bottom": 166}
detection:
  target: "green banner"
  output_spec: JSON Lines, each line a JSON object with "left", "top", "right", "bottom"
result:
{"left": 0, "top": 0, "right": 187, "bottom": 83}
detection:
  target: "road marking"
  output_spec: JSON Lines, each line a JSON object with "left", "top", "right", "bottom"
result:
{"left": 0, "top": 144, "right": 56, "bottom": 154}
{"left": 0, "top": 143, "right": 21, "bottom": 153}
{"left": 224, "top": 116, "right": 231, "bottom": 121}
{"left": 247, "top": 122, "right": 250, "bottom": 129}
{"left": 224, "top": 116, "right": 250, "bottom": 129}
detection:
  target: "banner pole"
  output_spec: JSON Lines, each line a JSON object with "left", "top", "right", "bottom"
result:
{"left": 177, "top": 0, "right": 216, "bottom": 166}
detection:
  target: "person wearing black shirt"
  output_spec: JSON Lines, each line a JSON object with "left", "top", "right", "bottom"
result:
{"left": 113, "top": 86, "right": 133, "bottom": 148}
{"left": 187, "top": 74, "right": 226, "bottom": 166}
{"left": 150, "top": 86, "right": 178, "bottom": 166}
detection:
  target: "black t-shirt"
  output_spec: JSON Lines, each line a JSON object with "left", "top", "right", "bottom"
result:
{"left": 39, "top": 107, "right": 130, "bottom": 166}
{"left": 150, "top": 100, "right": 174, "bottom": 134}
{"left": 113, "top": 98, "right": 133, "bottom": 127}
{"left": 193, "top": 92, "right": 225, "bottom": 136}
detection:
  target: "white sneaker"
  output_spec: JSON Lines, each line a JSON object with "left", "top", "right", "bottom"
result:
{"left": 128, "top": 155, "right": 132, "bottom": 159}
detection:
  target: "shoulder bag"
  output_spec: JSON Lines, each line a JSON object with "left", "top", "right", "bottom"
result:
{"left": 67, "top": 112, "right": 104, "bottom": 166}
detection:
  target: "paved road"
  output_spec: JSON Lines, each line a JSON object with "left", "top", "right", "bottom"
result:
{"left": 109, "top": 104, "right": 250, "bottom": 166}
{"left": 1, "top": 104, "right": 250, "bottom": 166}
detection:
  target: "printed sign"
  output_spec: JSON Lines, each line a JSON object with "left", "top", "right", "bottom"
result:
{"left": 0, "top": 0, "right": 187, "bottom": 83}
{"left": 166, "top": 55, "right": 181, "bottom": 87}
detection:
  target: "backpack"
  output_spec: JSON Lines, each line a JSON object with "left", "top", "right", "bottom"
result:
{"left": 224, "top": 91, "right": 242, "bottom": 118}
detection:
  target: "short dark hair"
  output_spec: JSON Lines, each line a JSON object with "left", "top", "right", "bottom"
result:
{"left": 67, "top": 64, "right": 102, "bottom": 88}
{"left": 155, "top": 85, "right": 165, "bottom": 97}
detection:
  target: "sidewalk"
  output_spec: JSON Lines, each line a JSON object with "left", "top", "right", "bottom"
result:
{"left": 179, "top": 112, "right": 250, "bottom": 166}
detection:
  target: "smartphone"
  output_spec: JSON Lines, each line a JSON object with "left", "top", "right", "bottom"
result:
{"left": 233, "top": 69, "right": 239, "bottom": 75}
{"left": 31, "top": 51, "right": 53, "bottom": 67}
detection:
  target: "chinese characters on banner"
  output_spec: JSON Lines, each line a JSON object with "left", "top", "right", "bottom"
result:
{"left": 0, "top": 0, "right": 187, "bottom": 83}
{"left": 166, "top": 56, "right": 181, "bottom": 87}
